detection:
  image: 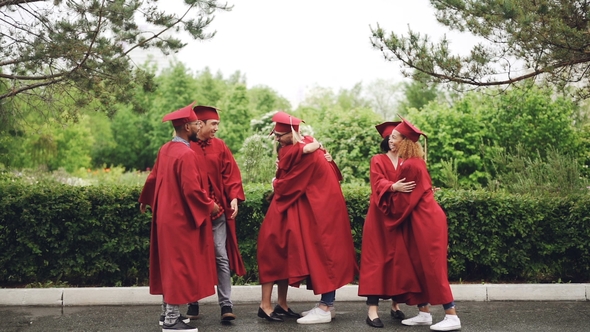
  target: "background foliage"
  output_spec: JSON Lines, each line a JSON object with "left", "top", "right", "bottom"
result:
{"left": 371, "top": 0, "right": 590, "bottom": 100}
{"left": 3, "top": 59, "right": 590, "bottom": 193}
{"left": 3, "top": 0, "right": 590, "bottom": 289}
{"left": 0, "top": 0, "right": 231, "bottom": 121}
{"left": 1, "top": 175, "right": 588, "bottom": 286}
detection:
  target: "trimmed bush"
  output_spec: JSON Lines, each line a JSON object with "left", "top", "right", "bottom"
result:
{"left": 1, "top": 179, "right": 589, "bottom": 286}
{"left": 0, "top": 179, "right": 149, "bottom": 286}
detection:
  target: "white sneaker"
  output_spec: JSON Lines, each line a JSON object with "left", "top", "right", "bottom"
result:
{"left": 297, "top": 307, "right": 332, "bottom": 324}
{"left": 301, "top": 304, "right": 336, "bottom": 319}
{"left": 430, "top": 314, "right": 461, "bottom": 331}
{"left": 402, "top": 311, "right": 433, "bottom": 326}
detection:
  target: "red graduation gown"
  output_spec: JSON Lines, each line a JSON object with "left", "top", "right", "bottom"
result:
{"left": 390, "top": 157, "right": 454, "bottom": 306}
{"left": 257, "top": 136, "right": 358, "bottom": 295}
{"left": 358, "top": 154, "right": 422, "bottom": 298}
{"left": 190, "top": 138, "right": 246, "bottom": 276}
{"left": 139, "top": 142, "right": 217, "bottom": 305}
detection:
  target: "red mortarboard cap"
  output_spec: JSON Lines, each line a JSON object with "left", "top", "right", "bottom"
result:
{"left": 193, "top": 105, "right": 220, "bottom": 121}
{"left": 375, "top": 121, "right": 401, "bottom": 138}
{"left": 271, "top": 111, "right": 304, "bottom": 133}
{"left": 162, "top": 102, "right": 198, "bottom": 127}
{"left": 393, "top": 116, "right": 427, "bottom": 142}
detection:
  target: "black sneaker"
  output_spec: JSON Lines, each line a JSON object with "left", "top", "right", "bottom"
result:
{"left": 162, "top": 317, "right": 198, "bottom": 332}
{"left": 186, "top": 303, "right": 199, "bottom": 319}
{"left": 159, "top": 314, "right": 190, "bottom": 326}
{"left": 391, "top": 309, "right": 406, "bottom": 320}
{"left": 221, "top": 305, "right": 236, "bottom": 321}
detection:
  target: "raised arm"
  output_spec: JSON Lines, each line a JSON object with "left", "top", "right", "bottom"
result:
{"left": 302, "top": 137, "right": 321, "bottom": 154}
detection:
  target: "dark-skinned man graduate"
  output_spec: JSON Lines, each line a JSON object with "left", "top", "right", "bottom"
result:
{"left": 139, "top": 103, "right": 219, "bottom": 332}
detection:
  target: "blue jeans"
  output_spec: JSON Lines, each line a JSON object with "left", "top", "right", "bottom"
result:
{"left": 418, "top": 301, "right": 456, "bottom": 310}
{"left": 320, "top": 291, "right": 336, "bottom": 306}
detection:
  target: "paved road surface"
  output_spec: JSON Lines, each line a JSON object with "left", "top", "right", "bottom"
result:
{"left": 2, "top": 300, "right": 589, "bottom": 332}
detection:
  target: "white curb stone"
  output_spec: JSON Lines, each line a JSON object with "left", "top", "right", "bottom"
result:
{"left": 0, "top": 288, "right": 63, "bottom": 306}
{"left": 63, "top": 287, "right": 160, "bottom": 306}
{"left": 487, "top": 284, "right": 588, "bottom": 301}
{"left": 1, "top": 284, "right": 589, "bottom": 306}
{"left": 450, "top": 284, "right": 487, "bottom": 301}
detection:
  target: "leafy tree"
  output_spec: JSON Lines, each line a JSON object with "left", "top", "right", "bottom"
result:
{"left": 247, "top": 85, "right": 291, "bottom": 117}
{"left": 0, "top": 0, "right": 231, "bottom": 121}
{"left": 107, "top": 105, "right": 153, "bottom": 170}
{"left": 237, "top": 134, "right": 275, "bottom": 184}
{"left": 194, "top": 67, "right": 227, "bottom": 106}
{"left": 249, "top": 110, "right": 281, "bottom": 135}
{"left": 46, "top": 116, "right": 94, "bottom": 172}
{"left": 364, "top": 79, "right": 403, "bottom": 120}
{"left": 91, "top": 64, "right": 292, "bottom": 171}
{"left": 226, "top": 70, "right": 247, "bottom": 86}
{"left": 3, "top": 126, "right": 35, "bottom": 169}
{"left": 87, "top": 112, "right": 117, "bottom": 168}
{"left": 487, "top": 145, "right": 588, "bottom": 195}
{"left": 297, "top": 85, "right": 337, "bottom": 121}
{"left": 147, "top": 62, "right": 200, "bottom": 159}
{"left": 404, "top": 99, "right": 494, "bottom": 188}
{"left": 295, "top": 84, "right": 382, "bottom": 184}
{"left": 12, "top": 114, "right": 95, "bottom": 172}
{"left": 398, "top": 80, "right": 441, "bottom": 113}
{"left": 297, "top": 84, "right": 370, "bottom": 131}
{"left": 316, "top": 107, "right": 383, "bottom": 184}
{"left": 410, "top": 85, "right": 586, "bottom": 188}
{"left": 219, "top": 84, "right": 252, "bottom": 153}
{"left": 371, "top": 0, "right": 590, "bottom": 99}
{"left": 0, "top": 87, "right": 107, "bottom": 170}
{"left": 93, "top": 60, "right": 159, "bottom": 170}
{"left": 0, "top": 108, "right": 25, "bottom": 167}
{"left": 485, "top": 85, "right": 581, "bottom": 160}
{"left": 576, "top": 103, "right": 590, "bottom": 177}
{"left": 336, "top": 82, "right": 371, "bottom": 111}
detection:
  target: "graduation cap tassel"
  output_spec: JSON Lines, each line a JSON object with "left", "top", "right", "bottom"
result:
{"left": 424, "top": 136, "right": 428, "bottom": 163}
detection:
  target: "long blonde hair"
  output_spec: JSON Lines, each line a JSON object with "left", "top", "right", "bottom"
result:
{"left": 291, "top": 127, "right": 304, "bottom": 144}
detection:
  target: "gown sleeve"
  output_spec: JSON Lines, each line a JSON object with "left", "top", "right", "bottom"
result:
{"left": 387, "top": 158, "right": 431, "bottom": 229}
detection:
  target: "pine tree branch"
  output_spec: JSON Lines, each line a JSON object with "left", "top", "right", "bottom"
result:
{"left": 0, "top": 72, "right": 66, "bottom": 80}
{"left": 0, "top": 77, "right": 67, "bottom": 99}
{"left": 406, "top": 56, "right": 590, "bottom": 87}
{"left": 0, "top": 0, "right": 44, "bottom": 7}
{"left": 122, "top": 3, "right": 195, "bottom": 56}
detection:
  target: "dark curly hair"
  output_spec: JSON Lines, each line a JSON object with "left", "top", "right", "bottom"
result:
{"left": 379, "top": 137, "right": 391, "bottom": 153}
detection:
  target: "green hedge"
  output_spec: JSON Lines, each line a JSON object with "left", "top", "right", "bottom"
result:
{"left": 1, "top": 181, "right": 589, "bottom": 287}
{"left": 0, "top": 180, "right": 150, "bottom": 287}
{"left": 439, "top": 189, "right": 590, "bottom": 282}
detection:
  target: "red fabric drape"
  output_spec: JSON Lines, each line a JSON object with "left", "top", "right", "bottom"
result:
{"left": 358, "top": 154, "right": 422, "bottom": 298}
{"left": 190, "top": 138, "right": 246, "bottom": 276}
{"left": 257, "top": 137, "right": 358, "bottom": 294}
{"left": 389, "top": 157, "right": 454, "bottom": 306}
{"left": 139, "top": 142, "right": 217, "bottom": 304}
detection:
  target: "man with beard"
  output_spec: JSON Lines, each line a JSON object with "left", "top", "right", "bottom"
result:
{"left": 186, "top": 105, "right": 246, "bottom": 322}
{"left": 139, "top": 103, "right": 219, "bottom": 332}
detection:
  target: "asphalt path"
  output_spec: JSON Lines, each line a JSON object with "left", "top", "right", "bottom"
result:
{"left": 2, "top": 300, "right": 590, "bottom": 332}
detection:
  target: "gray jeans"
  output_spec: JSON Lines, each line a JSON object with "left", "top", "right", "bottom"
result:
{"left": 162, "top": 303, "right": 180, "bottom": 324}
{"left": 190, "top": 214, "right": 232, "bottom": 307}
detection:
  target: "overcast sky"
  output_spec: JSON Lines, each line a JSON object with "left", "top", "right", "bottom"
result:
{"left": 132, "top": 0, "right": 479, "bottom": 107}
